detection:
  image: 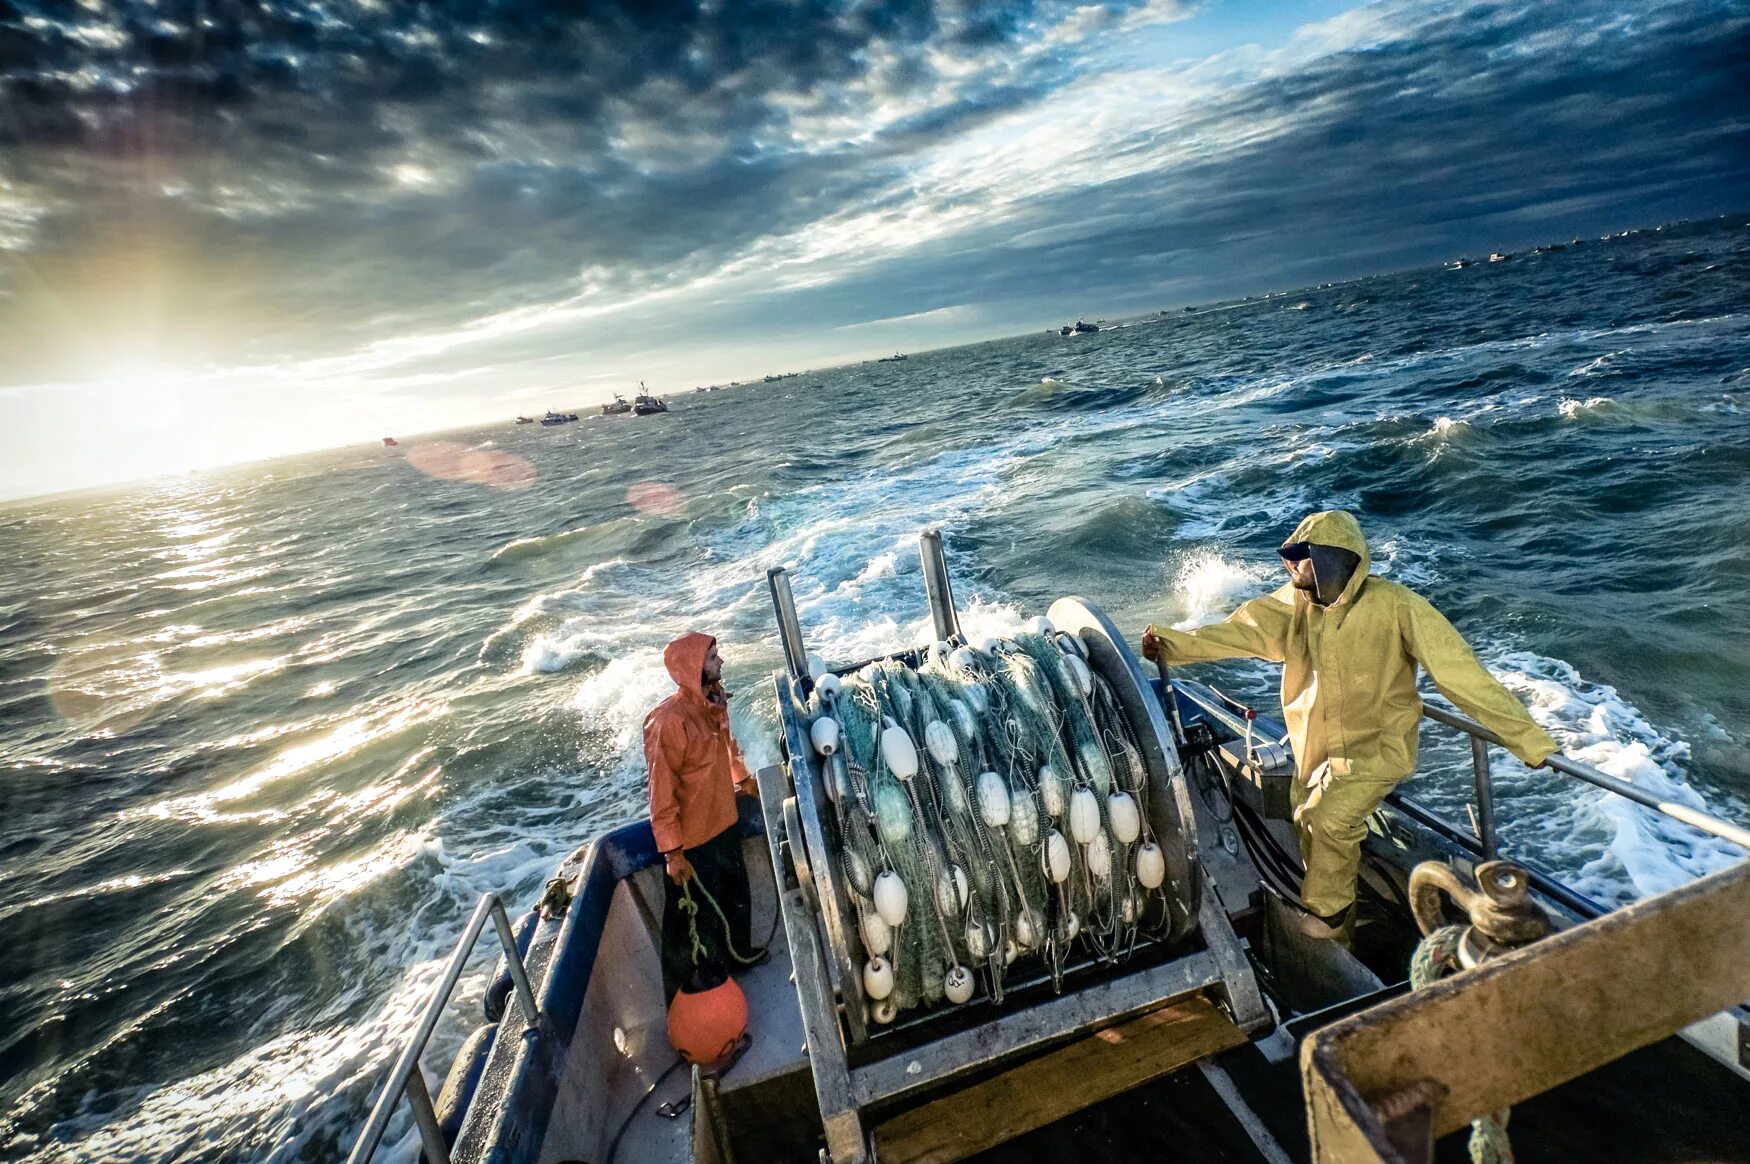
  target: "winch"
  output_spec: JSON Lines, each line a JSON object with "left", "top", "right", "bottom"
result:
{"left": 762, "top": 530, "right": 1268, "bottom": 1162}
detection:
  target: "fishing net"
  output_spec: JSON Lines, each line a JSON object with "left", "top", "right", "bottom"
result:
{"left": 806, "top": 623, "right": 1176, "bottom": 1019}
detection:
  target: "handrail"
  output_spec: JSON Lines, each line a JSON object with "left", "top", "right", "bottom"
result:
{"left": 1419, "top": 704, "right": 1750, "bottom": 854}
{"left": 346, "top": 893, "right": 541, "bottom": 1164}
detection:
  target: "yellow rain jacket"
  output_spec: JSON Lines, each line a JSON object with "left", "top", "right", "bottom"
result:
{"left": 1149, "top": 511, "right": 1557, "bottom": 915}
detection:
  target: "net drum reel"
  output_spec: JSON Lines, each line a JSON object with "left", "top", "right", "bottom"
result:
{"left": 763, "top": 531, "right": 1266, "bottom": 1161}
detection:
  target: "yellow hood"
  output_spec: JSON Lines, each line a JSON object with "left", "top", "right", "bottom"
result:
{"left": 1283, "top": 509, "right": 1371, "bottom": 607}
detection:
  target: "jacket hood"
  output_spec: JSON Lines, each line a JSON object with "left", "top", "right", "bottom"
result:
{"left": 663, "top": 631, "right": 716, "bottom": 699}
{"left": 1283, "top": 510, "right": 1371, "bottom": 606}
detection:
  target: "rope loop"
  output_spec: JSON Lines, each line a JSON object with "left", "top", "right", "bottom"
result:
{"left": 1410, "top": 925, "right": 1515, "bottom": 1164}
{"left": 681, "top": 877, "right": 766, "bottom": 967}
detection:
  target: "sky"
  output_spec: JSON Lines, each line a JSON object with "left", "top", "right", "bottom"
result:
{"left": 0, "top": 0, "right": 1747, "bottom": 499}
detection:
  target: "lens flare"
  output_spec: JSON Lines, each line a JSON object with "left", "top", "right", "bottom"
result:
{"left": 626, "top": 482, "right": 685, "bottom": 514}
{"left": 405, "top": 441, "right": 536, "bottom": 490}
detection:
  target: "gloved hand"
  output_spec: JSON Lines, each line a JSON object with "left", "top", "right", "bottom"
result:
{"left": 1141, "top": 625, "right": 1166, "bottom": 666}
{"left": 1292, "top": 761, "right": 1335, "bottom": 825}
{"left": 665, "top": 852, "right": 695, "bottom": 884}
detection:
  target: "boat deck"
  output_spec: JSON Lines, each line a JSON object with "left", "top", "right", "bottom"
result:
{"left": 538, "top": 834, "right": 806, "bottom": 1164}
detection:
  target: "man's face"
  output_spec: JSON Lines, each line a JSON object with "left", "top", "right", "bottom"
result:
{"left": 702, "top": 643, "right": 723, "bottom": 686}
{"left": 1282, "top": 548, "right": 1317, "bottom": 591}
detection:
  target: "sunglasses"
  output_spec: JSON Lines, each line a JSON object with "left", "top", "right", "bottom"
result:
{"left": 1279, "top": 543, "right": 1312, "bottom": 562}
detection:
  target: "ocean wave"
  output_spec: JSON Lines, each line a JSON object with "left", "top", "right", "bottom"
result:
{"left": 1481, "top": 650, "right": 1743, "bottom": 904}
{"left": 1557, "top": 395, "right": 1614, "bottom": 419}
{"left": 1166, "top": 550, "right": 1274, "bottom": 630}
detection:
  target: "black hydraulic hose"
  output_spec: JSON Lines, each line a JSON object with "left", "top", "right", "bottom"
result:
{"left": 605, "top": 1057, "right": 687, "bottom": 1164}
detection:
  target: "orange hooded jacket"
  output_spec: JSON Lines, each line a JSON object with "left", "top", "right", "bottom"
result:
{"left": 643, "top": 632, "right": 752, "bottom": 854}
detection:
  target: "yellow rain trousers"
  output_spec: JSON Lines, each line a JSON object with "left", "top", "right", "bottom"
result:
{"left": 1150, "top": 511, "right": 1557, "bottom": 916}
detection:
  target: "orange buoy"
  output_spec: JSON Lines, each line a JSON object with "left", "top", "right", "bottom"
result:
{"left": 667, "top": 965, "right": 747, "bottom": 1067}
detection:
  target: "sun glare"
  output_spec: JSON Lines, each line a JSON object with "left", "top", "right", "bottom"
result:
{"left": 82, "top": 358, "right": 229, "bottom": 479}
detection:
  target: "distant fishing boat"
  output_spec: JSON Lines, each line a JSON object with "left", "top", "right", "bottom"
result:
{"left": 632, "top": 383, "right": 668, "bottom": 415}
{"left": 1490, "top": 251, "right": 1512, "bottom": 262}
{"left": 601, "top": 395, "right": 632, "bottom": 416}
{"left": 1446, "top": 258, "right": 1473, "bottom": 269}
{"left": 540, "top": 411, "right": 576, "bottom": 427}
{"left": 515, "top": 416, "right": 535, "bottom": 424}
{"left": 876, "top": 352, "right": 908, "bottom": 362}
{"left": 381, "top": 436, "right": 398, "bottom": 446}
{"left": 1060, "top": 319, "right": 1100, "bottom": 335}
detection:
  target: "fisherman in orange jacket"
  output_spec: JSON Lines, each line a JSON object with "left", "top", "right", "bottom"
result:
{"left": 645, "top": 631, "right": 758, "bottom": 1000}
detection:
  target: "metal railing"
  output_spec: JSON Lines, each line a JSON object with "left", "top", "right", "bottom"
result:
{"left": 346, "top": 893, "right": 541, "bottom": 1164}
{"left": 1421, "top": 704, "right": 1750, "bottom": 859}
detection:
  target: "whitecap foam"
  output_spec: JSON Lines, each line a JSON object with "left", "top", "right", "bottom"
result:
{"left": 1470, "top": 649, "right": 1742, "bottom": 904}
{"left": 571, "top": 650, "right": 679, "bottom": 769}
{"left": 1167, "top": 550, "right": 1273, "bottom": 630}
{"left": 1557, "top": 395, "right": 1613, "bottom": 419}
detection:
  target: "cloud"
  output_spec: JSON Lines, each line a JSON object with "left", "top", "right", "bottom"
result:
{"left": 0, "top": 0, "right": 1183, "bottom": 381}
{"left": 0, "top": 0, "right": 1746, "bottom": 498}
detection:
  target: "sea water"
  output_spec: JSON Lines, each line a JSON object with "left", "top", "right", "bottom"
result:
{"left": 2, "top": 215, "right": 1749, "bottom": 1159}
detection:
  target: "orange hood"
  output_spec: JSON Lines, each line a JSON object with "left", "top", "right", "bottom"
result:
{"left": 664, "top": 631, "right": 716, "bottom": 700}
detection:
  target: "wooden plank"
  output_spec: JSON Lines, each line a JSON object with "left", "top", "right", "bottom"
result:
{"left": 871, "top": 996, "right": 1245, "bottom": 1164}
{"left": 1302, "top": 857, "right": 1750, "bottom": 1161}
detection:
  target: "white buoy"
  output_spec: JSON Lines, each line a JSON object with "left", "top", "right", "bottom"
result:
{"left": 935, "top": 868, "right": 962, "bottom": 917}
{"left": 874, "top": 871, "right": 908, "bottom": 927}
{"left": 950, "top": 698, "right": 977, "bottom": 739}
{"left": 1002, "top": 938, "right": 1018, "bottom": 966}
{"left": 1062, "top": 910, "right": 1081, "bottom": 942}
{"left": 976, "top": 771, "right": 1011, "bottom": 828}
{"left": 1014, "top": 908, "right": 1039, "bottom": 950}
{"left": 924, "top": 720, "right": 958, "bottom": 766}
{"left": 863, "top": 956, "right": 894, "bottom": 1001}
{"left": 965, "top": 922, "right": 990, "bottom": 960}
{"left": 1045, "top": 830, "right": 1071, "bottom": 883}
{"left": 1056, "top": 631, "right": 1088, "bottom": 659}
{"left": 1069, "top": 788, "right": 1100, "bottom": 844}
{"left": 1087, "top": 831, "right": 1112, "bottom": 880}
{"left": 951, "top": 865, "right": 970, "bottom": 911}
{"left": 815, "top": 671, "right": 842, "bottom": 696}
{"left": 1135, "top": 842, "right": 1167, "bottom": 889}
{"left": 881, "top": 725, "right": 919, "bottom": 780}
{"left": 944, "top": 964, "right": 975, "bottom": 1004}
{"left": 872, "top": 997, "right": 897, "bottom": 1024}
{"left": 928, "top": 640, "right": 951, "bottom": 664}
{"left": 810, "top": 715, "right": 841, "bottom": 756}
{"left": 1107, "top": 791, "right": 1141, "bottom": 844}
{"left": 858, "top": 663, "right": 878, "bottom": 682}
{"left": 963, "top": 681, "right": 989, "bottom": 713}
{"left": 1025, "top": 615, "right": 1055, "bottom": 637}
{"left": 859, "top": 910, "right": 891, "bottom": 957}
{"left": 940, "top": 769, "right": 969, "bottom": 817}
{"left": 948, "top": 646, "right": 979, "bottom": 673}
{"left": 1038, "top": 765, "right": 1066, "bottom": 818}
{"left": 975, "top": 635, "right": 1000, "bottom": 656}
{"left": 1009, "top": 789, "right": 1038, "bottom": 846}
{"left": 844, "top": 849, "right": 874, "bottom": 895}
{"left": 808, "top": 654, "right": 829, "bottom": 681}
{"left": 1065, "top": 654, "right": 1093, "bottom": 697}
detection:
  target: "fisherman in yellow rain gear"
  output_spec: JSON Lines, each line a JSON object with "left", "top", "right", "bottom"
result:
{"left": 1142, "top": 510, "right": 1557, "bottom": 940}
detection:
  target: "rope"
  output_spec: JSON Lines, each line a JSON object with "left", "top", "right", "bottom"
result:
{"left": 679, "top": 878, "right": 768, "bottom": 967}
{"left": 1410, "top": 926, "right": 1514, "bottom": 1164}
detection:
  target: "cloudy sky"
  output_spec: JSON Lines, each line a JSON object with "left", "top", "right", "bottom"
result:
{"left": 1, "top": 0, "right": 1747, "bottom": 498}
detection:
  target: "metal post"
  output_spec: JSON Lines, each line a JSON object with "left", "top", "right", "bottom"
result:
{"left": 1470, "top": 734, "right": 1497, "bottom": 861}
{"left": 404, "top": 1067, "right": 451, "bottom": 1164}
{"left": 346, "top": 892, "right": 543, "bottom": 1164}
{"left": 918, "top": 529, "right": 962, "bottom": 643}
{"left": 766, "top": 566, "right": 810, "bottom": 681}
{"left": 490, "top": 899, "right": 541, "bottom": 1031}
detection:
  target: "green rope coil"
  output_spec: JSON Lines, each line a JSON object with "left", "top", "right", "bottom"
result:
{"left": 1410, "top": 925, "right": 1514, "bottom": 1164}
